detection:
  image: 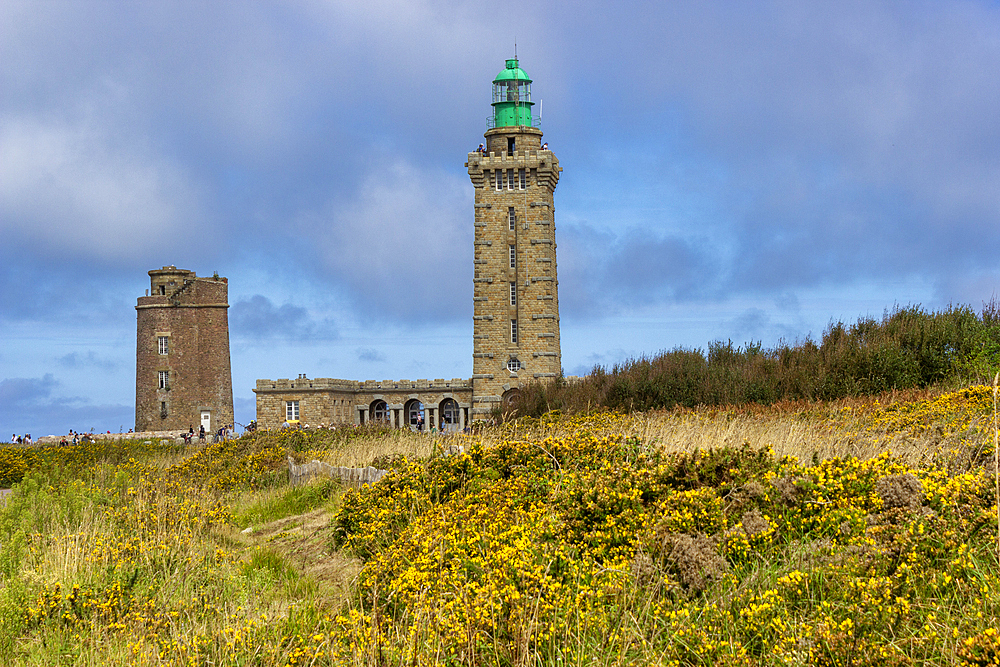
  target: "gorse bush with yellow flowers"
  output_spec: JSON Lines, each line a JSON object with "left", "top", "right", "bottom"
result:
{"left": 4, "top": 389, "right": 1000, "bottom": 664}
{"left": 331, "top": 392, "right": 1000, "bottom": 665}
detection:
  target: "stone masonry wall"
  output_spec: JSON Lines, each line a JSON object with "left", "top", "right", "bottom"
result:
{"left": 466, "top": 126, "right": 562, "bottom": 416}
{"left": 135, "top": 267, "right": 234, "bottom": 432}
{"left": 254, "top": 377, "right": 473, "bottom": 430}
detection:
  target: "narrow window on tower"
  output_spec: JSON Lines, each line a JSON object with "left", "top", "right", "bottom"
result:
{"left": 510, "top": 282, "right": 517, "bottom": 305}
{"left": 510, "top": 319, "right": 518, "bottom": 344}
{"left": 509, "top": 245, "right": 516, "bottom": 268}
{"left": 157, "top": 336, "right": 169, "bottom": 355}
{"left": 495, "top": 170, "right": 502, "bottom": 191}
{"left": 508, "top": 207, "right": 515, "bottom": 230}
{"left": 519, "top": 169, "right": 526, "bottom": 190}
{"left": 507, "top": 169, "right": 514, "bottom": 190}
{"left": 160, "top": 401, "right": 168, "bottom": 418}
{"left": 158, "top": 370, "right": 169, "bottom": 390}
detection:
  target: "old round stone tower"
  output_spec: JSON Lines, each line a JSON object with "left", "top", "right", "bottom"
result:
{"left": 465, "top": 58, "right": 562, "bottom": 417}
{"left": 135, "top": 266, "right": 234, "bottom": 433}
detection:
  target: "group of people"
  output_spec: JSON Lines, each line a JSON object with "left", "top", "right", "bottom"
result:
{"left": 11, "top": 429, "right": 92, "bottom": 447}
{"left": 182, "top": 423, "right": 235, "bottom": 444}
{"left": 476, "top": 141, "right": 549, "bottom": 154}
{"left": 182, "top": 424, "right": 227, "bottom": 443}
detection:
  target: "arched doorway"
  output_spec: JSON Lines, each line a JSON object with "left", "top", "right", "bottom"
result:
{"left": 370, "top": 400, "right": 388, "bottom": 423}
{"left": 439, "top": 398, "right": 459, "bottom": 432}
{"left": 501, "top": 389, "right": 521, "bottom": 414}
{"left": 405, "top": 399, "right": 424, "bottom": 430}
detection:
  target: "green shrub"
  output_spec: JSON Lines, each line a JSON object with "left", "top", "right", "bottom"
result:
{"left": 518, "top": 303, "right": 1000, "bottom": 416}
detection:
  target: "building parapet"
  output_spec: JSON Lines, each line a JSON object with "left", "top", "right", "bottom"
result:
{"left": 254, "top": 377, "right": 473, "bottom": 392}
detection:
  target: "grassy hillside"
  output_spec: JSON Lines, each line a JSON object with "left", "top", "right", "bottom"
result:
{"left": 1, "top": 388, "right": 1000, "bottom": 664}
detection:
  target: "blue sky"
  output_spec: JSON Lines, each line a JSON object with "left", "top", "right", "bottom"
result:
{"left": 3, "top": 0, "right": 1000, "bottom": 435}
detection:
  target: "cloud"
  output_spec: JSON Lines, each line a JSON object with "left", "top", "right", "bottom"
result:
{"left": 0, "top": 374, "right": 58, "bottom": 406}
{"left": 558, "top": 223, "right": 719, "bottom": 318}
{"left": 0, "top": 374, "right": 132, "bottom": 436}
{"left": 57, "top": 351, "right": 118, "bottom": 371}
{"left": 540, "top": 1, "right": 1000, "bottom": 312}
{"left": 357, "top": 348, "right": 386, "bottom": 363}
{"left": 0, "top": 115, "right": 202, "bottom": 261}
{"left": 230, "top": 295, "right": 338, "bottom": 342}
{"left": 303, "top": 160, "right": 472, "bottom": 323}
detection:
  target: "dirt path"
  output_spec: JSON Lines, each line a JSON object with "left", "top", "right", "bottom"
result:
{"left": 241, "top": 508, "right": 362, "bottom": 602}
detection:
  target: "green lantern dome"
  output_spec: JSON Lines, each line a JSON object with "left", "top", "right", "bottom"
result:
{"left": 491, "top": 58, "right": 534, "bottom": 128}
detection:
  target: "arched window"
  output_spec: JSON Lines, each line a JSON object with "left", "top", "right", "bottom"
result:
{"left": 370, "top": 400, "right": 388, "bottom": 423}
{"left": 439, "top": 399, "right": 459, "bottom": 431}
{"left": 405, "top": 399, "right": 424, "bottom": 430}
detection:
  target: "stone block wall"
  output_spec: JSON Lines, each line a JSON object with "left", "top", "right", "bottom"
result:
{"left": 466, "top": 126, "right": 562, "bottom": 415}
{"left": 135, "top": 267, "right": 234, "bottom": 432}
{"left": 254, "top": 377, "right": 473, "bottom": 430}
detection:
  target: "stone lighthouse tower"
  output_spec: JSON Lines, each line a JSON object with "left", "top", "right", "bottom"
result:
{"left": 135, "top": 266, "right": 234, "bottom": 433}
{"left": 466, "top": 58, "right": 562, "bottom": 418}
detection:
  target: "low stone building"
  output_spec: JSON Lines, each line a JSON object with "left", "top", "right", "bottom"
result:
{"left": 254, "top": 377, "right": 473, "bottom": 431}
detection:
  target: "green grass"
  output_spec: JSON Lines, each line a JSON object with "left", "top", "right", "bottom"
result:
{"left": 1, "top": 394, "right": 1000, "bottom": 664}
{"left": 231, "top": 478, "right": 342, "bottom": 529}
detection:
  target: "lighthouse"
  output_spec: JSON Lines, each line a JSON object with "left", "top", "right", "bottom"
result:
{"left": 466, "top": 58, "right": 562, "bottom": 417}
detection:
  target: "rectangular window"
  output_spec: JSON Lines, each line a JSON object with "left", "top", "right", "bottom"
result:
{"left": 157, "top": 336, "right": 169, "bottom": 355}
{"left": 510, "top": 282, "right": 517, "bottom": 305}
{"left": 508, "top": 207, "right": 515, "bottom": 230}
{"left": 511, "top": 319, "right": 518, "bottom": 344}
{"left": 158, "top": 370, "right": 169, "bottom": 389}
{"left": 507, "top": 169, "right": 514, "bottom": 190}
{"left": 495, "top": 170, "right": 502, "bottom": 191}
{"left": 509, "top": 245, "right": 516, "bottom": 268}
{"left": 519, "top": 168, "right": 526, "bottom": 189}
{"left": 286, "top": 401, "right": 299, "bottom": 421}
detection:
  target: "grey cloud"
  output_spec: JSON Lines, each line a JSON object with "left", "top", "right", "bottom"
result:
{"left": 774, "top": 292, "right": 800, "bottom": 313}
{"left": 230, "top": 295, "right": 338, "bottom": 342}
{"left": 0, "top": 374, "right": 57, "bottom": 406}
{"left": 0, "top": 115, "right": 205, "bottom": 262}
{"left": 0, "top": 374, "right": 132, "bottom": 436}
{"left": 559, "top": 223, "right": 720, "bottom": 317}
{"left": 303, "top": 160, "right": 473, "bottom": 324}
{"left": 0, "top": 262, "right": 142, "bottom": 329}
{"left": 57, "top": 351, "right": 118, "bottom": 371}
{"left": 357, "top": 348, "right": 386, "bottom": 363}
{"left": 549, "top": 1, "right": 1000, "bottom": 309}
